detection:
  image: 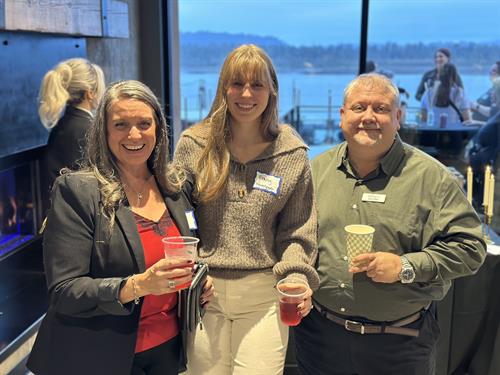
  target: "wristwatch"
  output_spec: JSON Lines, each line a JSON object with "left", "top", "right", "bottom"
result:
{"left": 399, "top": 255, "right": 415, "bottom": 284}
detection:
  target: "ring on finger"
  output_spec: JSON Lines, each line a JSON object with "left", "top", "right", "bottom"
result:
{"left": 150, "top": 267, "right": 156, "bottom": 275}
{"left": 168, "top": 280, "right": 176, "bottom": 289}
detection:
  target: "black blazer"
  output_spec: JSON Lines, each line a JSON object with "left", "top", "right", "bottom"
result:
{"left": 43, "top": 106, "right": 92, "bottom": 186}
{"left": 27, "top": 173, "right": 197, "bottom": 375}
{"left": 41, "top": 106, "right": 93, "bottom": 213}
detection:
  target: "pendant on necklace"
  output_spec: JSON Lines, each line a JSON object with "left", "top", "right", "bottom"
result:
{"left": 137, "top": 193, "right": 143, "bottom": 204}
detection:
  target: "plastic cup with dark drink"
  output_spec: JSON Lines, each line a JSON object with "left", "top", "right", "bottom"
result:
{"left": 439, "top": 113, "right": 448, "bottom": 128}
{"left": 162, "top": 236, "right": 199, "bottom": 290}
{"left": 276, "top": 277, "right": 309, "bottom": 326}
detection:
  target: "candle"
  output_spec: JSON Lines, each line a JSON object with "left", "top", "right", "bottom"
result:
{"left": 488, "top": 174, "right": 495, "bottom": 217}
{"left": 483, "top": 165, "right": 491, "bottom": 206}
{"left": 467, "top": 167, "right": 473, "bottom": 204}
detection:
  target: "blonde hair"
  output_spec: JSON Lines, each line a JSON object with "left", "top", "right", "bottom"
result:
{"left": 38, "top": 58, "right": 105, "bottom": 129}
{"left": 344, "top": 73, "right": 400, "bottom": 107}
{"left": 191, "top": 44, "right": 279, "bottom": 202}
{"left": 82, "top": 80, "right": 185, "bottom": 228}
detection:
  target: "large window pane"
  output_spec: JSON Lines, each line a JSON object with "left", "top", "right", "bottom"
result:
{"left": 368, "top": 0, "right": 500, "bottom": 224}
{"left": 178, "top": 0, "right": 362, "bottom": 158}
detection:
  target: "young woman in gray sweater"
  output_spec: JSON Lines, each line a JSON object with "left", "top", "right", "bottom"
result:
{"left": 174, "top": 44, "right": 319, "bottom": 375}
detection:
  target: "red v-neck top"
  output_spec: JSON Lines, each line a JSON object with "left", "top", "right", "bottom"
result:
{"left": 133, "top": 209, "right": 181, "bottom": 353}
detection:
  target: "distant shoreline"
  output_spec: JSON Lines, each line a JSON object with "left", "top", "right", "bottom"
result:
{"left": 181, "top": 66, "right": 489, "bottom": 75}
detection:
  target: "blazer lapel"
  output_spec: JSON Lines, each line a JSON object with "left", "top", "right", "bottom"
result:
{"left": 115, "top": 205, "right": 146, "bottom": 272}
{"left": 166, "top": 195, "right": 192, "bottom": 236}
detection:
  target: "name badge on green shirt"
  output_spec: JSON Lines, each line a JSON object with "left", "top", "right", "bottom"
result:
{"left": 362, "top": 193, "right": 386, "bottom": 203}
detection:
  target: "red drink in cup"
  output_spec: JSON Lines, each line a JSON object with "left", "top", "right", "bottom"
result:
{"left": 162, "top": 236, "right": 199, "bottom": 290}
{"left": 276, "top": 277, "right": 309, "bottom": 326}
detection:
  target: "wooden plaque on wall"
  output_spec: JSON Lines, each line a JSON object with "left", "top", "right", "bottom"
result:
{"left": 2, "top": 0, "right": 102, "bottom": 36}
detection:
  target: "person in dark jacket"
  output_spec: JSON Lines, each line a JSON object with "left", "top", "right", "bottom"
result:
{"left": 471, "top": 61, "right": 500, "bottom": 122}
{"left": 27, "top": 80, "right": 213, "bottom": 375}
{"left": 415, "top": 48, "right": 464, "bottom": 101}
{"left": 38, "top": 58, "right": 105, "bottom": 212}
{"left": 469, "top": 77, "right": 500, "bottom": 204}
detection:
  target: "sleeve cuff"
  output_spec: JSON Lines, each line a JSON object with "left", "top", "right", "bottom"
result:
{"left": 404, "top": 251, "right": 437, "bottom": 283}
{"left": 98, "top": 277, "right": 135, "bottom": 315}
{"left": 273, "top": 262, "right": 320, "bottom": 291}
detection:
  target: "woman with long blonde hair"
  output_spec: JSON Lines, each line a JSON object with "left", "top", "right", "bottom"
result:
{"left": 174, "top": 44, "right": 319, "bottom": 375}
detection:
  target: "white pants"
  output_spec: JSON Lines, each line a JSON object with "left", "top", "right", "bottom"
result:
{"left": 185, "top": 271, "right": 289, "bottom": 375}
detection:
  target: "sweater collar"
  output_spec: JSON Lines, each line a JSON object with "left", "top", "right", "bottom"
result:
{"left": 183, "top": 124, "right": 308, "bottom": 162}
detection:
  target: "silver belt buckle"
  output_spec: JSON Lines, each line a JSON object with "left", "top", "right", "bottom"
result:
{"left": 344, "top": 319, "right": 365, "bottom": 334}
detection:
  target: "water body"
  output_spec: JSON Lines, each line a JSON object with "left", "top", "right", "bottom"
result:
{"left": 181, "top": 72, "right": 491, "bottom": 122}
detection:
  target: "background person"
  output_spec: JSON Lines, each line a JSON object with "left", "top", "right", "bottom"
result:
{"left": 415, "top": 48, "right": 464, "bottom": 101}
{"left": 39, "top": 58, "right": 105, "bottom": 204}
{"left": 468, "top": 77, "right": 500, "bottom": 205}
{"left": 471, "top": 61, "right": 500, "bottom": 122}
{"left": 27, "top": 80, "right": 213, "bottom": 375}
{"left": 174, "top": 44, "right": 319, "bottom": 375}
{"left": 420, "top": 62, "right": 471, "bottom": 125}
{"left": 294, "top": 73, "right": 486, "bottom": 375}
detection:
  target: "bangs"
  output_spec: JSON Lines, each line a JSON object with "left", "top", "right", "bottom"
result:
{"left": 225, "top": 53, "right": 275, "bottom": 93}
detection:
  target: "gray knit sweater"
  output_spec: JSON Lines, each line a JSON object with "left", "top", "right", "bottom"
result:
{"left": 174, "top": 124, "right": 320, "bottom": 290}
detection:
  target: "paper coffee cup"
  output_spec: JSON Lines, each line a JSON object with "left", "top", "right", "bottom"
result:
{"left": 344, "top": 224, "right": 375, "bottom": 267}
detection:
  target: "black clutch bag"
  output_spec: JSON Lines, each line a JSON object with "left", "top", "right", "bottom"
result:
{"left": 179, "top": 261, "right": 209, "bottom": 331}
{"left": 178, "top": 262, "right": 209, "bottom": 370}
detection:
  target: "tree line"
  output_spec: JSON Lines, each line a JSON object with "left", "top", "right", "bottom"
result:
{"left": 180, "top": 41, "right": 500, "bottom": 74}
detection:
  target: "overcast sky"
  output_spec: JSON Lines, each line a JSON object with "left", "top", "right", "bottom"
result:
{"left": 179, "top": 0, "right": 500, "bottom": 45}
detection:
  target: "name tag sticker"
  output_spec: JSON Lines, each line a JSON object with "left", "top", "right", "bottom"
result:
{"left": 253, "top": 171, "right": 282, "bottom": 195}
{"left": 362, "top": 193, "right": 386, "bottom": 203}
{"left": 185, "top": 210, "right": 198, "bottom": 230}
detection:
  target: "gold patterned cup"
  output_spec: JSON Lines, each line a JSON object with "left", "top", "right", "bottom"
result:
{"left": 344, "top": 224, "right": 375, "bottom": 267}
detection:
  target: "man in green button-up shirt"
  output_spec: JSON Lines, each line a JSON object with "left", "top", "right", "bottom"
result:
{"left": 294, "top": 73, "right": 486, "bottom": 375}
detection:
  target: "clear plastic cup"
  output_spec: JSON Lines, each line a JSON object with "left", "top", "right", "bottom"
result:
{"left": 276, "top": 277, "right": 309, "bottom": 326}
{"left": 162, "top": 236, "right": 199, "bottom": 290}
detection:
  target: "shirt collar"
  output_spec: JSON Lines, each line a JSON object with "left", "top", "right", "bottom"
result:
{"left": 74, "top": 106, "right": 94, "bottom": 118}
{"left": 335, "top": 134, "right": 405, "bottom": 177}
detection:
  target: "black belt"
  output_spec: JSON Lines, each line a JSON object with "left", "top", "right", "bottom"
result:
{"left": 313, "top": 301, "right": 421, "bottom": 337}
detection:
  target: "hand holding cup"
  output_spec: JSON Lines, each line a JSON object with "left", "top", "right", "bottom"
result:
{"left": 276, "top": 277, "right": 311, "bottom": 326}
{"left": 145, "top": 258, "right": 194, "bottom": 295}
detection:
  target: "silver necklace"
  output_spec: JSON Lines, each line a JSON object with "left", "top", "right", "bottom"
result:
{"left": 123, "top": 175, "right": 152, "bottom": 206}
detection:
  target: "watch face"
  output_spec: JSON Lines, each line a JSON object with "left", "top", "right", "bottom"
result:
{"left": 401, "top": 268, "right": 414, "bottom": 281}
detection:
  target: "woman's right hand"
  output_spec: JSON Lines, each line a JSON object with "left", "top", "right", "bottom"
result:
{"left": 139, "top": 258, "right": 193, "bottom": 296}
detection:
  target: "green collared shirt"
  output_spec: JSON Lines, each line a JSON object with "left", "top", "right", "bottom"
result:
{"left": 312, "top": 136, "right": 486, "bottom": 321}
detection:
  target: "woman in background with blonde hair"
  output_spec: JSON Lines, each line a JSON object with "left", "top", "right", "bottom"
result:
{"left": 174, "top": 44, "right": 319, "bottom": 375}
{"left": 39, "top": 57, "right": 105, "bottom": 203}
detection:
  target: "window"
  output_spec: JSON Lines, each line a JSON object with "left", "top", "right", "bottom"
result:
{"left": 178, "top": 0, "right": 363, "bottom": 158}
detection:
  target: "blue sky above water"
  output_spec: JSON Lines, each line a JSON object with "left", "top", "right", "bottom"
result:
{"left": 180, "top": 0, "right": 500, "bottom": 45}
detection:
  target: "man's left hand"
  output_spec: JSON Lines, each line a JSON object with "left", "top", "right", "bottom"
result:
{"left": 349, "top": 252, "right": 402, "bottom": 283}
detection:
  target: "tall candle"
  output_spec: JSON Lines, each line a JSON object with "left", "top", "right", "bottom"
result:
{"left": 467, "top": 166, "right": 473, "bottom": 204}
{"left": 483, "top": 165, "right": 491, "bottom": 206}
{"left": 488, "top": 175, "right": 495, "bottom": 216}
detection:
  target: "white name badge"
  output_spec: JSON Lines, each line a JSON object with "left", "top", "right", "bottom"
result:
{"left": 253, "top": 171, "right": 282, "bottom": 195}
{"left": 362, "top": 193, "right": 386, "bottom": 203}
{"left": 185, "top": 210, "right": 198, "bottom": 230}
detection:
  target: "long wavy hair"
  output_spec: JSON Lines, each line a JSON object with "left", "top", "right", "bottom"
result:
{"left": 435, "top": 63, "right": 460, "bottom": 108}
{"left": 191, "top": 44, "right": 279, "bottom": 202}
{"left": 38, "top": 58, "right": 105, "bottom": 129}
{"left": 82, "top": 80, "right": 185, "bottom": 226}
